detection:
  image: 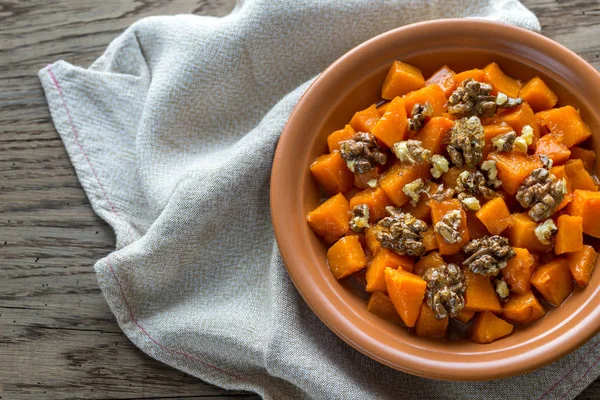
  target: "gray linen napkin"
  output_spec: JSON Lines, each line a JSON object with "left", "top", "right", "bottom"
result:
{"left": 38, "top": 0, "right": 600, "bottom": 398}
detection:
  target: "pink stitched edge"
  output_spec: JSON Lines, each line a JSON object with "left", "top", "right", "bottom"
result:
{"left": 45, "top": 65, "right": 242, "bottom": 383}
{"left": 560, "top": 357, "right": 600, "bottom": 400}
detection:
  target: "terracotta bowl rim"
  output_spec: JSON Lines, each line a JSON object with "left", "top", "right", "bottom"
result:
{"left": 270, "top": 18, "right": 600, "bottom": 381}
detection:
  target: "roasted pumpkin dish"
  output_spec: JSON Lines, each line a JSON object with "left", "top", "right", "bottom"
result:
{"left": 306, "top": 61, "right": 599, "bottom": 343}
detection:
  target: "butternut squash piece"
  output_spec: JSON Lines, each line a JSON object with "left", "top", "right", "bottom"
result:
{"left": 403, "top": 182, "right": 439, "bottom": 223}
{"left": 534, "top": 134, "right": 571, "bottom": 165}
{"left": 349, "top": 187, "right": 391, "bottom": 222}
{"left": 327, "top": 235, "right": 367, "bottom": 279}
{"left": 415, "top": 302, "right": 448, "bottom": 339}
{"left": 488, "top": 152, "right": 542, "bottom": 195}
{"left": 555, "top": 215, "right": 583, "bottom": 255}
{"left": 476, "top": 197, "right": 512, "bottom": 235}
{"left": 413, "top": 251, "right": 445, "bottom": 277}
{"left": 327, "top": 124, "right": 356, "bottom": 153}
{"left": 371, "top": 96, "right": 408, "bottom": 147}
{"left": 366, "top": 248, "right": 414, "bottom": 293}
{"left": 482, "top": 123, "right": 514, "bottom": 158}
{"left": 306, "top": 193, "right": 350, "bottom": 244}
{"left": 453, "top": 69, "right": 486, "bottom": 89}
{"left": 364, "top": 226, "right": 381, "bottom": 255}
{"left": 384, "top": 268, "right": 427, "bottom": 327}
{"left": 470, "top": 311, "right": 514, "bottom": 344}
{"left": 441, "top": 166, "right": 471, "bottom": 191}
{"left": 494, "top": 103, "right": 540, "bottom": 146}
{"left": 349, "top": 103, "right": 382, "bottom": 133}
{"left": 412, "top": 117, "right": 454, "bottom": 155}
{"left": 353, "top": 167, "right": 380, "bottom": 190}
{"left": 564, "top": 159, "right": 597, "bottom": 191}
{"left": 568, "top": 190, "right": 600, "bottom": 238}
{"left": 531, "top": 258, "right": 573, "bottom": 306}
{"left": 454, "top": 308, "right": 476, "bottom": 323}
{"left": 567, "top": 245, "right": 598, "bottom": 287}
{"left": 466, "top": 211, "right": 489, "bottom": 240}
{"left": 425, "top": 65, "right": 456, "bottom": 97}
{"left": 502, "top": 291, "right": 546, "bottom": 325}
{"left": 549, "top": 165, "right": 573, "bottom": 211}
{"left": 536, "top": 106, "right": 592, "bottom": 148}
{"left": 569, "top": 147, "right": 595, "bottom": 172}
{"left": 310, "top": 152, "right": 354, "bottom": 195}
{"left": 430, "top": 199, "right": 470, "bottom": 255}
{"left": 422, "top": 226, "right": 438, "bottom": 252}
{"left": 518, "top": 77, "right": 558, "bottom": 112}
{"left": 367, "top": 291, "right": 404, "bottom": 325}
{"left": 483, "top": 62, "right": 522, "bottom": 98}
{"left": 403, "top": 84, "right": 448, "bottom": 118}
{"left": 502, "top": 247, "right": 536, "bottom": 295}
{"left": 379, "top": 161, "right": 431, "bottom": 207}
{"left": 507, "top": 213, "right": 552, "bottom": 253}
{"left": 464, "top": 270, "right": 502, "bottom": 312}
{"left": 381, "top": 61, "right": 425, "bottom": 100}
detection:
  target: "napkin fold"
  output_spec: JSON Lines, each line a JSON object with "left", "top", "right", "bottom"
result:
{"left": 39, "top": 0, "right": 600, "bottom": 398}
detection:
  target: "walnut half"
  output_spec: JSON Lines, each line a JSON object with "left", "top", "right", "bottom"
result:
{"left": 424, "top": 263, "right": 466, "bottom": 320}
{"left": 447, "top": 116, "right": 485, "bottom": 169}
{"left": 462, "top": 235, "right": 516, "bottom": 276}
{"left": 515, "top": 168, "right": 567, "bottom": 222}
{"left": 375, "top": 207, "right": 428, "bottom": 256}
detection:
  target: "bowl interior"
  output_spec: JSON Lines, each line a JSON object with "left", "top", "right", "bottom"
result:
{"left": 272, "top": 20, "right": 600, "bottom": 381}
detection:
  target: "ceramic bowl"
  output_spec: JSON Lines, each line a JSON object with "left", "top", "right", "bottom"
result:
{"left": 270, "top": 19, "right": 600, "bottom": 380}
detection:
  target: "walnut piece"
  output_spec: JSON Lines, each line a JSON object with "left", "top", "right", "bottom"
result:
{"left": 340, "top": 132, "right": 387, "bottom": 174}
{"left": 515, "top": 168, "right": 567, "bottom": 222}
{"left": 434, "top": 209, "right": 463, "bottom": 244}
{"left": 430, "top": 154, "right": 450, "bottom": 179}
{"left": 534, "top": 219, "right": 558, "bottom": 245}
{"left": 539, "top": 154, "right": 553, "bottom": 169}
{"left": 350, "top": 204, "right": 370, "bottom": 232}
{"left": 495, "top": 278, "right": 510, "bottom": 301}
{"left": 402, "top": 178, "right": 428, "bottom": 206}
{"left": 455, "top": 170, "right": 496, "bottom": 201}
{"left": 392, "top": 140, "right": 431, "bottom": 165}
{"left": 430, "top": 184, "right": 455, "bottom": 203}
{"left": 448, "top": 79, "right": 522, "bottom": 118}
{"left": 424, "top": 263, "right": 466, "bottom": 320}
{"left": 491, "top": 131, "right": 517, "bottom": 152}
{"left": 408, "top": 102, "right": 433, "bottom": 131}
{"left": 447, "top": 116, "right": 485, "bottom": 168}
{"left": 462, "top": 235, "right": 516, "bottom": 276}
{"left": 461, "top": 196, "right": 481, "bottom": 211}
{"left": 375, "top": 207, "right": 428, "bottom": 256}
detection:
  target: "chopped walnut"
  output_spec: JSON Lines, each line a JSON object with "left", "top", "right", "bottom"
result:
{"left": 392, "top": 140, "right": 431, "bottom": 164}
{"left": 403, "top": 178, "right": 428, "bottom": 206}
{"left": 495, "top": 278, "right": 510, "bottom": 301}
{"left": 515, "top": 168, "right": 567, "bottom": 222}
{"left": 462, "top": 235, "right": 516, "bottom": 276}
{"left": 375, "top": 207, "right": 428, "bottom": 256}
{"left": 430, "top": 154, "right": 450, "bottom": 179}
{"left": 480, "top": 160, "right": 503, "bottom": 188}
{"left": 447, "top": 116, "right": 485, "bottom": 168}
{"left": 539, "top": 154, "right": 553, "bottom": 169}
{"left": 448, "top": 79, "right": 522, "bottom": 118}
{"left": 491, "top": 131, "right": 517, "bottom": 152}
{"left": 340, "top": 132, "right": 387, "bottom": 173}
{"left": 408, "top": 102, "right": 433, "bottom": 131}
{"left": 461, "top": 196, "right": 481, "bottom": 212}
{"left": 455, "top": 170, "right": 496, "bottom": 201}
{"left": 434, "top": 209, "right": 463, "bottom": 244}
{"left": 350, "top": 204, "right": 370, "bottom": 232}
{"left": 534, "top": 219, "right": 558, "bottom": 245}
{"left": 430, "top": 184, "right": 455, "bottom": 203}
{"left": 424, "top": 263, "right": 466, "bottom": 320}
{"left": 367, "top": 179, "right": 378, "bottom": 188}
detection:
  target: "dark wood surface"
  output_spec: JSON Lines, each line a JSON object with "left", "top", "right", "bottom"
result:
{"left": 0, "top": 0, "right": 598, "bottom": 399}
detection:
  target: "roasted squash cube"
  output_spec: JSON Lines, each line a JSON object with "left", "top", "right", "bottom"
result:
{"left": 381, "top": 61, "right": 425, "bottom": 100}
{"left": 518, "top": 77, "right": 558, "bottom": 112}
{"left": 567, "top": 245, "right": 598, "bottom": 287}
{"left": 555, "top": 214, "right": 583, "bottom": 255}
{"left": 327, "top": 235, "right": 367, "bottom": 280}
{"left": 568, "top": 190, "right": 600, "bottom": 238}
{"left": 536, "top": 106, "right": 592, "bottom": 148}
{"left": 310, "top": 152, "right": 354, "bottom": 195}
{"left": 327, "top": 124, "right": 356, "bottom": 153}
{"left": 425, "top": 65, "right": 456, "bottom": 97}
{"left": 531, "top": 258, "right": 573, "bottom": 306}
{"left": 306, "top": 193, "right": 350, "bottom": 244}
{"left": 502, "top": 291, "right": 546, "bottom": 325}
{"left": 470, "top": 311, "right": 513, "bottom": 344}
{"left": 502, "top": 247, "right": 536, "bottom": 295}
{"left": 384, "top": 268, "right": 427, "bottom": 327}
{"left": 366, "top": 248, "right": 414, "bottom": 293}
{"left": 415, "top": 302, "right": 448, "bottom": 339}
{"left": 483, "top": 62, "right": 522, "bottom": 98}
{"left": 476, "top": 197, "right": 512, "bottom": 235}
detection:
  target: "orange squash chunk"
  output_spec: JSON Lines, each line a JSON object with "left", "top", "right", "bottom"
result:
{"left": 534, "top": 135, "right": 571, "bottom": 165}
{"left": 549, "top": 165, "right": 573, "bottom": 211}
{"left": 403, "top": 84, "right": 448, "bottom": 118}
{"left": 502, "top": 291, "right": 546, "bottom": 325}
{"left": 441, "top": 166, "right": 471, "bottom": 191}
{"left": 569, "top": 147, "right": 595, "bottom": 172}
{"left": 494, "top": 103, "right": 540, "bottom": 146}
{"left": 422, "top": 226, "right": 438, "bottom": 252}
{"left": 371, "top": 96, "right": 408, "bottom": 147}
{"left": 349, "top": 187, "right": 391, "bottom": 222}
{"left": 518, "top": 77, "right": 558, "bottom": 112}
{"left": 367, "top": 292, "right": 404, "bottom": 325}
{"left": 306, "top": 193, "right": 350, "bottom": 244}
{"left": 567, "top": 245, "right": 598, "bottom": 287}
{"left": 531, "top": 258, "right": 574, "bottom": 306}
{"left": 413, "top": 251, "right": 445, "bottom": 277}
{"left": 564, "top": 159, "right": 597, "bottom": 191}
{"left": 364, "top": 226, "right": 381, "bottom": 255}
{"left": 381, "top": 61, "right": 425, "bottom": 100}
{"left": 379, "top": 161, "right": 430, "bottom": 207}
{"left": 353, "top": 167, "right": 380, "bottom": 190}
{"left": 507, "top": 213, "right": 552, "bottom": 253}
{"left": 349, "top": 103, "right": 382, "bottom": 133}
{"left": 327, "top": 235, "right": 367, "bottom": 280}
{"left": 327, "top": 124, "right": 356, "bottom": 153}
{"left": 415, "top": 302, "right": 448, "bottom": 339}
{"left": 488, "top": 152, "right": 542, "bottom": 195}
{"left": 412, "top": 117, "right": 454, "bottom": 155}
{"left": 470, "top": 311, "right": 514, "bottom": 344}
{"left": 366, "top": 248, "right": 414, "bottom": 293}
{"left": 425, "top": 65, "right": 456, "bottom": 97}
{"left": 536, "top": 106, "right": 592, "bottom": 148}
{"left": 476, "top": 197, "right": 512, "bottom": 235}
{"left": 483, "top": 62, "right": 522, "bottom": 98}
{"left": 482, "top": 123, "right": 514, "bottom": 158}
{"left": 453, "top": 68, "right": 486, "bottom": 89}
{"left": 384, "top": 268, "right": 427, "bottom": 327}
{"left": 310, "top": 152, "right": 354, "bottom": 195}
{"left": 455, "top": 308, "right": 476, "bottom": 323}
{"left": 466, "top": 211, "right": 489, "bottom": 240}
{"left": 464, "top": 270, "right": 502, "bottom": 312}
{"left": 502, "top": 247, "right": 536, "bottom": 295}
{"left": 555, "top": 215, "right": 583, "bottom": 255}
{"left": 568, "top": 190, "right": 600, "bottom": 238}
{"left": 430, "top": 199, "right": 470, "bottom": 255}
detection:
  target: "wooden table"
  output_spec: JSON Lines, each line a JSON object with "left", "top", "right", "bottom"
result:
{"left": 0, "top": 1, "right": 598, "bottom": 399}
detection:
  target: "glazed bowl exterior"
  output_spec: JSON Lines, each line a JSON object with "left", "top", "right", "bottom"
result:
{"left": 270, "top": 19, "right": 600, "bottom": 381}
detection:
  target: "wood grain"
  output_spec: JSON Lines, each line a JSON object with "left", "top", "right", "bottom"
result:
{"left": 0, "top": 0, "right": 598, "bottom": 399}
